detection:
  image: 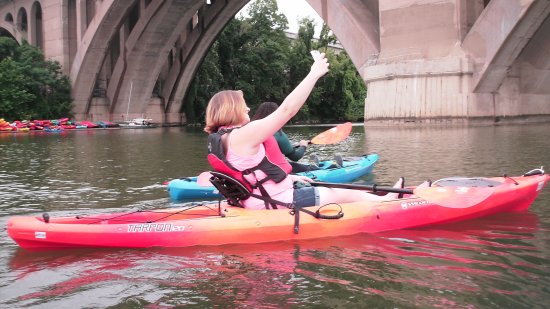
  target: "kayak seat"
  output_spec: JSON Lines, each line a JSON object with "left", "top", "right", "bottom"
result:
{"left": 432, "top": 177, "right": 502, "bottom": 187}
{"left": 209, "top": 171, "right": 251, "bottom": 207}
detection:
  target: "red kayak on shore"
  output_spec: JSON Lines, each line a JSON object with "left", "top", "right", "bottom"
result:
{"left": 7, "top": 169, "right": 549, "bottom": 250}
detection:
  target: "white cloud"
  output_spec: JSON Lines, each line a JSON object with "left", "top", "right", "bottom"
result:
{"left": 277, "top": 0, "right": 323, "bottom": 34}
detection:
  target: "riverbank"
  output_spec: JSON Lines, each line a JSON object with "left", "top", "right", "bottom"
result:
{"left": 0, "top": 117, "right": 157, "bottom": 133}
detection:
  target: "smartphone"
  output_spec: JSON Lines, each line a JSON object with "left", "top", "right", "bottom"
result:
{"left": 310, "top": 50, "right": 321, "bottom": 61}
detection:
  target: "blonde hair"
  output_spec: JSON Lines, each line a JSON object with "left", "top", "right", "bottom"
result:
{"left": 204, "top": 90, "right": 248, "bottom": 134}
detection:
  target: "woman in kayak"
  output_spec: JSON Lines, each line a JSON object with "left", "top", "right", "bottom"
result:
{"left": 252, "top": 101, "right": 322, "bottom": 173}
{"left": 204, "top": 52, "right": 403, "bottom": 210}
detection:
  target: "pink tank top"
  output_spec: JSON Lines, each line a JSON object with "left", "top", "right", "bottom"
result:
{"left": 225, "top": 134, "right": 294, "bottom": 210}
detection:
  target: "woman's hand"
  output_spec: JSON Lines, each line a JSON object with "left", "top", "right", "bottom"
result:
{"left": 299, "top": 140, "right": 309, "bottom": 147}
{"left": 290, "top": 174, "right": 313, "bottom": 184}
{"left": 310, "top": 52, "right": 329, "bottom": 79}
{"left": 241, "top": 52, "right": 330, "bottom": 148}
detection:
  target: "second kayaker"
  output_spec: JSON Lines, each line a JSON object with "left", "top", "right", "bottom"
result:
{"left": 252, "top": 101, "right": 339, "bottom": 173}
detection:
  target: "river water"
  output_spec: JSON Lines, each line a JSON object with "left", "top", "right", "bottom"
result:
{"left": 1, "top": 123, "right": 549, "bottom": 308}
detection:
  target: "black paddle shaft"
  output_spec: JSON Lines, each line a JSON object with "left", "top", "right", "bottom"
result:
{"left": 310, "top": 182, "right": 413, "bottom": 194}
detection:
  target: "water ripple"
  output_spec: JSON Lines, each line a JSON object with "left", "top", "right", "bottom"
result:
{"left": 1, "top": 125, "right": 550, "bottom": 308}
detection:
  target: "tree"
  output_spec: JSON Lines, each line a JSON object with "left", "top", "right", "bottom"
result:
{"left": 0, "top": 37, "right": 72, "bottom": 120}
{"left": 184, "top": 0, "right": 366, "bottom": 124}
{"left": 0, "top": 36, "right": 19, "bottom": 60}
{"left": 184, "top": 0, "right": 292, "bottom": 123}
{"left": 232, "top": 0, "right": 291, "bottom": 110}
{"left": 289, "top": 21, "right": 367, "bottom": 122}
{"left": 0, "top": 58, "right": 35, "bottom": 120}
{"left": 287, "top": 17, "right": 317, "bottom": 121}
{"left": 184, "top": 43, "right": 223, "bottom": 124}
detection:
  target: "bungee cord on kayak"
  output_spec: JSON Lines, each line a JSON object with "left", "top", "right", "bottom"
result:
{"left": 68, "top": 203, "right": 222, "bottom": 225}
{"left": 7, "top": 169, "right": 549, "bottom": 249}
{"left": 208, "top": 170, "right": 345, "bottom": 233}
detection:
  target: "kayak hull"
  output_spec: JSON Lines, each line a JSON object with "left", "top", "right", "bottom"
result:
{"left": 8, "top": 173, "right": 549, "bottom": 250}
{"left": 167, "top": 154, "right": 379, "bottom": 200}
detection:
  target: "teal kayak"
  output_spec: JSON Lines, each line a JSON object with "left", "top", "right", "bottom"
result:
{"left": 167, "top": 153, "right": 379, "bottom": 200}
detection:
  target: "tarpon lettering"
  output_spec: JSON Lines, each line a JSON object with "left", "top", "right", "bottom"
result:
{"left": 127, "top": 223, "right": 185, "bottom": 232}
{"left": 401, "top": 200, "right": 429, "bottom": 209}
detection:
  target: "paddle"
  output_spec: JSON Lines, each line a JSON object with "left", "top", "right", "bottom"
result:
{"left": 198, "top": 169, "right": 495, "bottom": 208}
{"left": 309, "top": 181, "right": 495, "bottom": 209}
{"left": 310, "top": 182, "right": 412, "bottom": 194}
{"left": 309, "top": 122, "right": 352, "bottom": 145}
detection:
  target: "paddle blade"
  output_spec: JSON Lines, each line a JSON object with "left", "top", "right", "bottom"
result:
{"left": 196, "top": 172, "right": 214, "bottom": 187}
{"left": 413, "top": 186, "right": 495, "bottom": 208}
{"left": 310, "top": 122, "right": 352, "bottom": 145}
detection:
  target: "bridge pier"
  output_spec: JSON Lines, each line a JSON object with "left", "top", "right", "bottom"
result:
{"left": 81, "top": 98, "right": 110, "bottom": 123}
{"left": 362, "top": 56, "right": 550, "bottom": 125}
{"left": 363, "top": 58, "right": 473, "bottom": 124}
{"left": 165, "top": 112, "right": 186, "bottom": 127}
{"left": 76, "top": 97, "right": 173, "bottom": 126}
{"left": 307, "top": 0, "right": 550, "bottom": 125}
{"left": 363, "top": 62, "right": 550, "bottom": 126}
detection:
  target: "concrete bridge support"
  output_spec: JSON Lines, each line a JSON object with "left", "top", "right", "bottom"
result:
{"left": 307, "top": 0, "right": 550, "bottom": 125}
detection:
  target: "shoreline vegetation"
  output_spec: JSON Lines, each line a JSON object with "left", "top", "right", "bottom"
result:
{"left": 0, "top": 39, "right": 72, "bottom": 122}
{"left": 0, "top": 117, "right": 156, "bottom": 133}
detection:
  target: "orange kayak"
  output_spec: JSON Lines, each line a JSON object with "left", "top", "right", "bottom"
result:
{"left": 7, "top": 171, "right": 549, "bottom": 250}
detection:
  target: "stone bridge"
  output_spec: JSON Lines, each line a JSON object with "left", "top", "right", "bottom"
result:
{"left": 1, "top": 0, "right": 549, "bottom": 125}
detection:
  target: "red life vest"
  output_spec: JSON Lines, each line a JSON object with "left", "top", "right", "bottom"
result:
{"left": 207, "top": 127, "right": 292, "bottom": 209}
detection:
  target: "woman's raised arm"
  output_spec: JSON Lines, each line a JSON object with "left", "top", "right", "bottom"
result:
{"left": 233, "top": 54, "right": 329, "bottom": 155}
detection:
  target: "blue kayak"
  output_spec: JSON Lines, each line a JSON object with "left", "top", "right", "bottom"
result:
{"left": 167, "top": 153, "right": 379, "bottom": 200}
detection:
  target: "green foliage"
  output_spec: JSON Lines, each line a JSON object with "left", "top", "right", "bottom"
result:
{"left": 186, "top": 0, "right": 366, "bottom": 124}
{"left": 312, "top": 51, "right": 367, "bottom": 122}
{"left": 0, "top": 58, "right": 35, "bottom": 119}
{"left": 287, "top": 19, "right": 366, "bottom": 122}
{"left": 0, "top": 37, "right": 19, "bottom": 60}
{"left": 287, "top": 17, "right": 317, "bottom": 120}
{"left": 0, "top": 37, "right": 73, "bottom": 121}
{"left": 229, "top": 0, "right": 291, "bottom": 111}
{"left": 184, "top": 45, "right": 223, "bottom": 124}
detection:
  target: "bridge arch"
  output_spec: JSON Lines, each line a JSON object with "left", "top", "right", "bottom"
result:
{"left": 1, "top": 0, "right": 549, "bottom": 124}
{"left": 306, "top": 0, "right": 380, "bottom": 74}
{"left": 69, "top": 0, "right": 138, "bottom": 119}
{"left": 16, "top": 6, "right": 26, "bottom": 33}
{"left": 1, "top": 2, "right": 31, "bottom": 45}
{"left": 70, "top": 0, "right": 250, "bottom": 123}
{"left": 4, "top": 12, "right": 13, "bottom": 23}
{"left": 29, "top": 1, "right": 42, "bottom": 49}
{"left": 0, "top": 26, "right": 16, "bottom": 40}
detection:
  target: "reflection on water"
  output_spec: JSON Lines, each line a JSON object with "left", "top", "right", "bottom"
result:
{"left": 1, "top": 123, "right": 550, "bottom": 307}
{"left": 0, "top": 128, "right": 208, "bottom": 213}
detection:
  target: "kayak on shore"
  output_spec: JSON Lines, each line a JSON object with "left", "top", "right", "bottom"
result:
{"left": 166, "top": 154, "right": 379, "bottom": 200}
{"left": 7, "top": 168, "right": 548, "bottom": 250}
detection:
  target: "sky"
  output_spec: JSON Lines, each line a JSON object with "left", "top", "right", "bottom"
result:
{"left": 276, "top": 0, "right": 323, "bottom": 34}
{"left": 239, "top": 0, "right": 324, "bottom": 36}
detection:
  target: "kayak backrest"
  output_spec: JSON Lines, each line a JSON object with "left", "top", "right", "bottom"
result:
{"left": 209, "top": 171, "right": 251, "bottom": 207}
